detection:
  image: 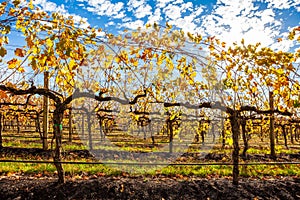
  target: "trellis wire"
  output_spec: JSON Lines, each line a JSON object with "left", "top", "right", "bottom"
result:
{"left": 0, "top": 159, "right": 299, "bottom": 166}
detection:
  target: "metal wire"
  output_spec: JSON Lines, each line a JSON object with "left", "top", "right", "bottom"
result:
{"left": 0, "top": 159, "right": 299, "bottom": 166}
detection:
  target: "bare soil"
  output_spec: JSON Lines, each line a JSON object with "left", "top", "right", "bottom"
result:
{"left": 1, "top": 147, "right": 300, "bottom": 199}
{"left": 0, "top": 175, "right": 300, "bottom": 200}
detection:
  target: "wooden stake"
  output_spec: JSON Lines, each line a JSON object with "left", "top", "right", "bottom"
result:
{"left": 68, "top": 109, "right": 72, "bottom": 143}
{"left": 43, "top": 71, "right": 49, "bottom": 150}
{"left": 269, "top": 91, "right": 276, "bottom": 159}
{"left": 0, "top": 113, "right": 2, "bottom": 148}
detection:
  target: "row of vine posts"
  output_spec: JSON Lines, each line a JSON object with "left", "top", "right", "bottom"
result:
{"left": 0, "top": 1, "right": 299, "bottom": 185}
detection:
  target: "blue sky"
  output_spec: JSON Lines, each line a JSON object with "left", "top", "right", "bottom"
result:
{"left": 29, "top": 0, "right": 300, "bottom": 51}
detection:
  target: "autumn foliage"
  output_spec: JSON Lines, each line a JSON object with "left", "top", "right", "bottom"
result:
{"left": 0, "top": 0, "right": 299, "bottom": 184}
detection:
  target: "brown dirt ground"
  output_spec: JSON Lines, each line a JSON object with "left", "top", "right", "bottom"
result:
{"left": 1, "top": 147, "right": 300, "bottom": 199}
{"left": 0, "top": 175, "right": 300, "bottom": 200}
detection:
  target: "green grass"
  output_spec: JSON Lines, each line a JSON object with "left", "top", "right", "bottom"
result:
{"left": 62, "top": 143, "right": 87, "bottom": 151}
{"left": 1, "top": 129, "right": 300, "bottom": 178}
{"left": 1, "top": 161, "right": 299, "bottom": 178}
{"left": 2, "top": 140, "right": 43, "bottom": 149}
{"left": 2, "top": 129, "right": 299, "bottom": 155}
{"left": 0, "top": 162, "right": 56, "bottom": 174}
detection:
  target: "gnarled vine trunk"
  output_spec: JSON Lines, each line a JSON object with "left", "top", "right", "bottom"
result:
{"left": 0, "top": 113, "right": 2, "bottom": 149}
{"left": 53, "top": 108, "right": 65, "bottom": 184}
{"left": 241, "top": 118, "right": 249, "bottom": 159}
{"left": 229, "top": 111, "right": 240, "bottom": 185}
{"left": 269, "top": 92, "right": 276, "bottom": 159}
{"left": 168, "top": 120, "right": 173, "bottom": 153}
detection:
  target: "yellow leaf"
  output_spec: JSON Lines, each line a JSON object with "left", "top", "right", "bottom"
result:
{"left": 29, "top": 0, "right": 34, "bottom": 9}
{"left": 191, "top": 71, "right": 196, "bottom": 78}
{"left": 287, "top": 63, "right": 294, "bottom": 70}
{"left": 0, "top": 90, "right": 7, "bottom": 98}
{"left": 233, "top": 85, "right": 238, "bottom": 92}
{"left": 248, "top": 73, "right": 254, "bottom": 80}
{"left": 277, "top": 68, "right": 284, "bottom": 75}
{"left": 251, "top": 86, "right": 257, "bottom": 93}
{"left": 46, "top": 38, "right": 53, "bottom": 47}
{"left": 7, "top": 58, "right": 19, "bottom": 69}
{"left": 0, "top": 46, "right": 7, "bottom": 57}
{"left": 187, "top": 32, "right": 194, "bottom": 40}
{"left": 221, "top": 42, "right": 226, "bottom": 48}
{"left": 69, "top": 59, "right": 77, "bottom": 70}
{"left": 166, "top": 22, "right": 172, "bottom": 29}
{"left": 14, "top": 48, "right": 26, "bottom": 57}
{"left": 209, "top": 45, "right": 215, "bottom": 51}
{"left": 115, "top": 56, "right": 121, "bottom": 63}
{"left": 26, "top": 36, "right": 34, "bottom": 48}
{"left": 226, "top": 71, "right": 231, "bottom": 78}
{"left": 241, "top": 38, "right": 245, "bottom": 44}
{"left": 130, "top": 58, "right": 138, "bottom": 67}
{"left": 17, "top": 67, "right": 25, "bottom": 73}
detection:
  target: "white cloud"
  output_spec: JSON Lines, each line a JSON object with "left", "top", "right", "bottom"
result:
{"left": 114, "top": 12, "right": 126, "bottom": 19}
{"left": 32, "top": 0, "right": 298, "bottom": 51}
{"left": 85, "top": 0, "right": 125, "bottom": 18}
{"left": 156, "top": 0, "right": 176, "bottom": 8}
{"left": 161, "top": 1, "right": 204, "bottom": 33}
{"left": 270, "top": 30, "right": 296, "bottom": 51}
{"left": 128, "top": 0, "right": 145, "bottom": 10}
{"left": 174, "top": 0, "right": 184, "bottom": 4}
{"left": 171, "top": 15, "right": 197, "bottom": 33}
{"left": 32, "top": 0, "right": 91, "bottom": 28}
{"left": 107, "top": 21, "right": 115, "bottom": 26}
{"left": 126, "top": 0, "right": 153, "bottom": 19}
{"left": 194, "top": 6, "right": 205, "bottom": 16}
{"left": 147, "top": 8, "right": 162, "bottom": 24}
{"left": 33, "top": 0, "right": 64, "bottom": 13}
{"left": 163, "top": 4, "right": 183, "bottom": 20}
{"left": 121, "top": 20, "right": 144, "bottom": 29}
{"left": 122, "top": 17, "right": 132, "bottom": 23}
{"left": 265, "top": 0, "right": 300, "bottom": 9}
{"left": 195, "top": 0, "right": 288, "bottom": 48}
{"left": 162, "top": 1, "right": 194, "bottom": 20}
{"left": 134, "top": 4, "right": 152, "bottom": 18}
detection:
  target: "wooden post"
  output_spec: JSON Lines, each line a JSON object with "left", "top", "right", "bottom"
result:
{"left": 282, "top": 125, "right": 288, "bottom": 149}
{"left": 81, "top": 113, "right": 85, "bottom": 138}
{"left": 16, "top": 114, "right": 20, "bottom": 134}
{"left": 36, "top": 112, "right": 41, "bottom": 134}
{"left": 230, "top": 111, "right": 240, "bottom": 185}
{"left": 53, "top": 108, "right": 65, "bottom": 183}
{"left": 68, "top": 109, "right": 72, "bottom": 143}
{"left": 169, "top": 120, "right": 173, "bottom": 153}
{"left": 87, "top": 113, "right": 93, "bottom": 150}
{"left": 241, "top": 118, "right": 248, "bottom": 159}
{"left": 0, "top": 113, "right": 2, "bottom": 148}
{"left": 221, "top": 118, "right": 225, "bottom": 149}
{"left": 290, "top": 125, "right": 294, "bottom": 144}
{"left": 98, "top": 116, "right": 104, "bottom": 140}
{"left": 295, "top": 125, "right": 299, "bottom": 142}
{"left": 43, "top": 71, "right": 49, "bottom": 150}
{"left": 260, "top": 124, "right": 263, "bottom": 142}
{"left": 2, "top": 114, "right": 5, "bottom": 131}
{"left": 212, "top": 122, "right": 215, "bottom": 143}
{"left": 269, "top": 91, "right": 276, "bottom": 159}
